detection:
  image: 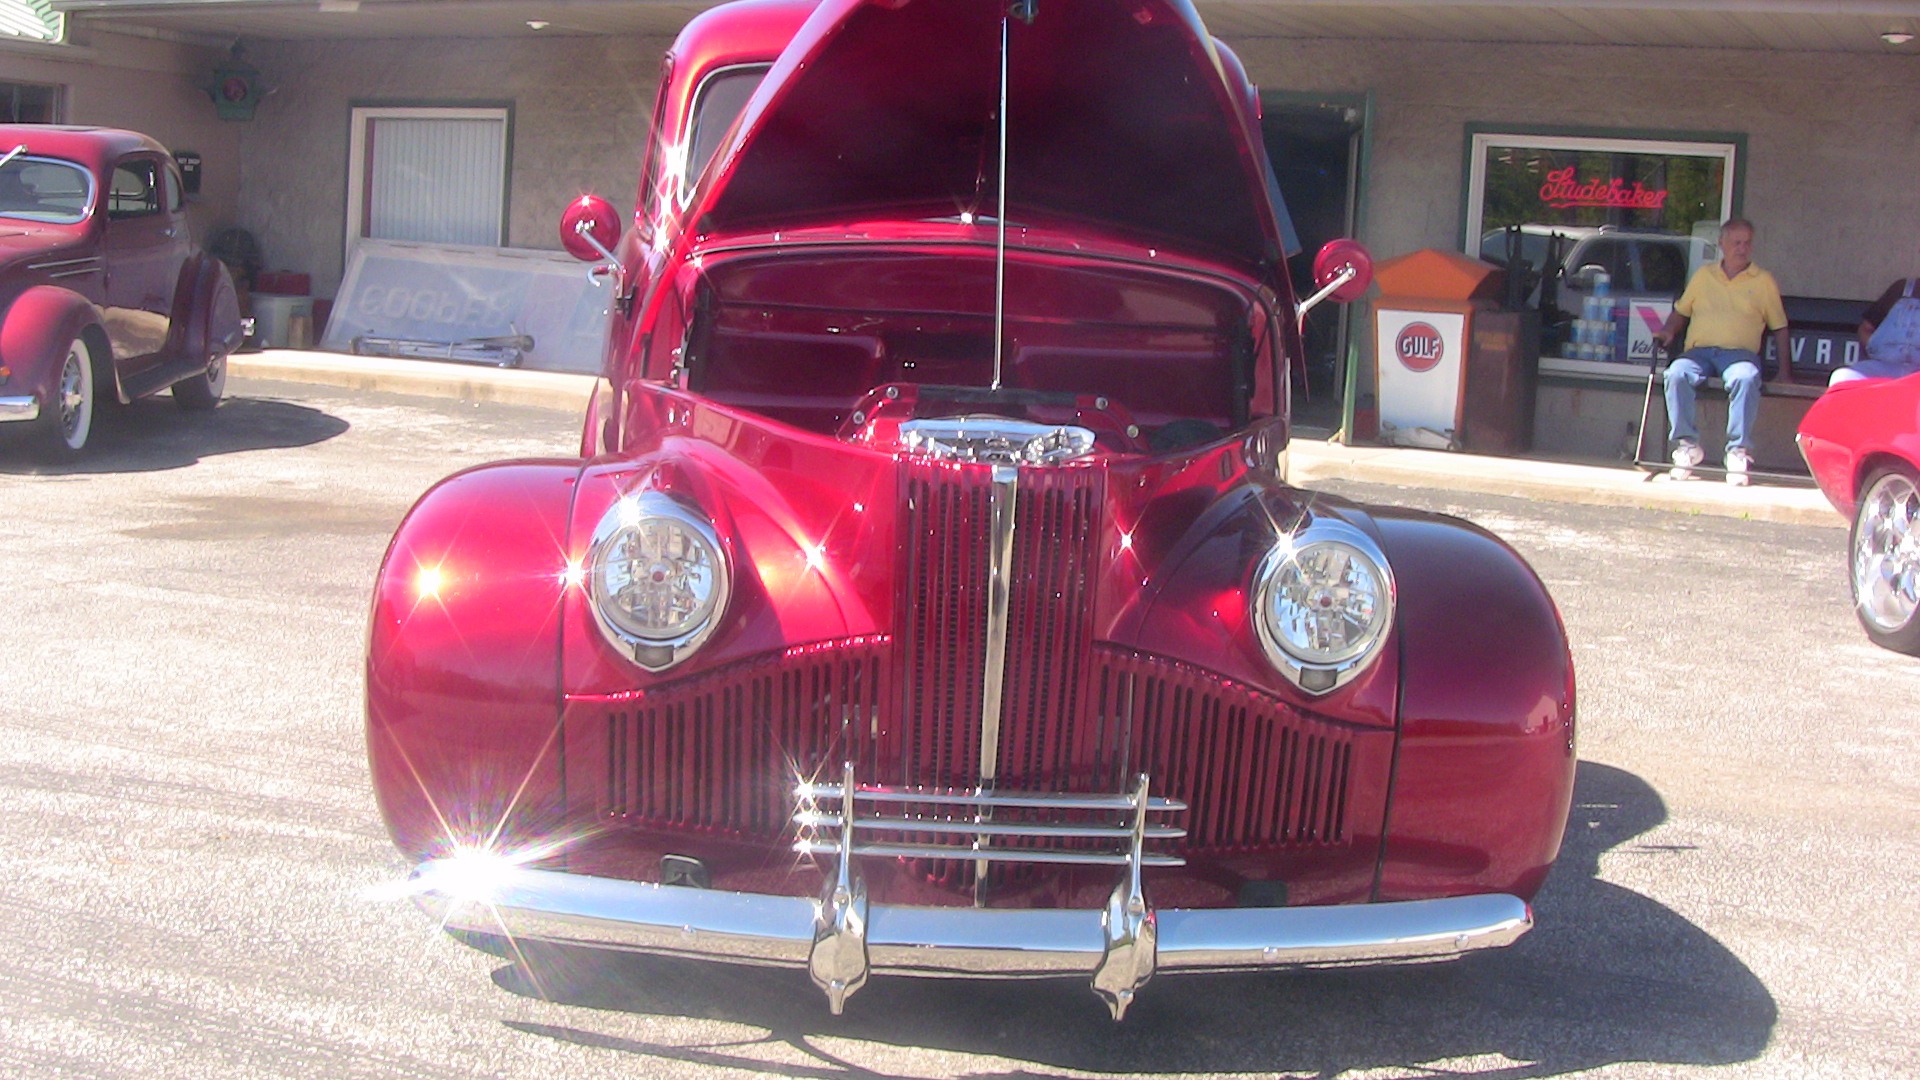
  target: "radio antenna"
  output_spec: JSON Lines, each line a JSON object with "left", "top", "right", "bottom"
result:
{"left": 990, "top": 12, "right": 1011, "bottom": 391}
{"left": 991, "top": 2, "right": 1035, "bottom": 392}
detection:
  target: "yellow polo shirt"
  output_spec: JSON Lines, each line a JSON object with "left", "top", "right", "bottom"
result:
{"left": 1676, "top": 262, "right": 1788, "bottom": 351}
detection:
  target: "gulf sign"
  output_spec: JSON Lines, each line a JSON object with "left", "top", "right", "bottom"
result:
{"left": 1395, "top": 322, "right": 1445, "bottom": 373}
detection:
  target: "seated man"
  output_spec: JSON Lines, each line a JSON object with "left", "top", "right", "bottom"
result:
{"left": 1654, "top": 218, "right": 1791, "bottom": 486}
{"left": 1829, "top": 277, "right": 1920, "bottom": 385}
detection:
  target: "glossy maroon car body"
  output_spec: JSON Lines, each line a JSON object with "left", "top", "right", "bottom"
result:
{"left": 0, "top": 125, "right": 242, "bottom": 456}
{"left": 1798, "top": 373, "right": 1920, "bottom": 653}
{"left": 369, "top": 0, "right": 1576, "bottom": 1017}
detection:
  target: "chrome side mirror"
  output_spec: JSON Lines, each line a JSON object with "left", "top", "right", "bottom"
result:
{"left": 560, "top": 194, "right": 625, "bottom": 290}
{"left": 1297, "top": 238, "right": 1373, "bottom": 328}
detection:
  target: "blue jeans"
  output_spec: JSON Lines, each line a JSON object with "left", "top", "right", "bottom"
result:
{"left": 1664, "top": 347, "right": 1762, "bottom": 450}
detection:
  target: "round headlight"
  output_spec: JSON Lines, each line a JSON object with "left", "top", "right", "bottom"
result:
{"left": 1251, "top": 518, "right": 1394, "bottom": 694}
{"left": 587, "top": 492, "right": 729, "bottom": 670}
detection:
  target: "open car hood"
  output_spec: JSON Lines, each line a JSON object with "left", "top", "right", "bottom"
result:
{"left": 696, "top": 0, "right": 1292, "bottom": 282}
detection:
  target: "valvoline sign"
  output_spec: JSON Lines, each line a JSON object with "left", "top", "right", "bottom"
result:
{"left": 1395, "top": 322, "right": 1445, "bottom": 373}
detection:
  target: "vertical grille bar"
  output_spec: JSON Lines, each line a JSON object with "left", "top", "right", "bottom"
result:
{"left": 998, "top": 467, "right": 1103, "bottom": 790}
{"left": 588, "top": 640, "right": 887, "bottom": 837}
{"left": 1099, "top": 647, "right": 1358, "bottom": 852}
{"left": 897, "top": 460, "right": 993, "bottom": 789}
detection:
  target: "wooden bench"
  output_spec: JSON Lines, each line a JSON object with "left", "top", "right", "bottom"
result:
{"left": 1632, "top": 351, "right": 1820, "bottom": 484}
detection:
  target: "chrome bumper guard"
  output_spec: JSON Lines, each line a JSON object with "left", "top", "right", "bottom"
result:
{"left": 412, "top": 765, "right": 1532, "bottom": 1019}
{"left": 0, "top": 396, "right": 39, "bottom": 423}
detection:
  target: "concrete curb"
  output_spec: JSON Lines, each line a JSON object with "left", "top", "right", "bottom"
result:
{"left": 231, "top": 350, "right": 596, "bottom": 413}
{"left": 230, "top": 348, "right": 1845, "bottom": 530}
{"left": 1285, "top": 440, "right": 1843, "bottom": 529}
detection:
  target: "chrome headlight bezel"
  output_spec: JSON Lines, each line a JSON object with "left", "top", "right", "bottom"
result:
{"left": 586, "top": 491, "right": 730, "bottom": 672}
{"left": 1250, "top": 517, "right": 1395, "bottom": 696}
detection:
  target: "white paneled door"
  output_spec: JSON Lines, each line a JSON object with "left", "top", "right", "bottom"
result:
{"left": 347, "top": 107, "right": 507, "bottom": 259}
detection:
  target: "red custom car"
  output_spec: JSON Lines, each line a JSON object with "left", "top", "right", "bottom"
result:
{"left": 0, "top": 126, "right": 242, "bottom": 457}
{"left": 1798, "top": 373, "right": 1920, "bottom": 654}
{"left": 370, "top": 0, "right": 1576, "bottom": 1019}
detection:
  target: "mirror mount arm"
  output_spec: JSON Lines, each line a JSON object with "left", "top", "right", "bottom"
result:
{"left": 575, "top": 219, "right": 627, "bottom": 295}
{"left": 1296, "top": 263, "right": 1358, "bottom": 331}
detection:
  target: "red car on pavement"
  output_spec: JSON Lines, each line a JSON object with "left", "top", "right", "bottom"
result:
{"left": 369, "top": 0, "right": 1577, "bottom": 1018}
{"left": 0, "top": 126, "right": 242, "bottom": 457}
{"left": 1798, "top": 373, "right": 1920, "bottom": 654}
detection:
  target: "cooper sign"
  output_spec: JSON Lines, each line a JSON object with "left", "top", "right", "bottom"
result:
{"left": 1395, "top": 322, "right": 1445, "bottom": 373}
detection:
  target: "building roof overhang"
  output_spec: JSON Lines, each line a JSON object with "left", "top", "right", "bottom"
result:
{"left": 43, "top": 0, "right": 1920, "bottom": 54}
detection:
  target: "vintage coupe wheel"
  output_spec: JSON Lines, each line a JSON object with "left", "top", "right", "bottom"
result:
{"left": 172, "top": 351, "right": 227, "bottom": 411}
{"left": 1850, "top": 465, "right": 1920, "bottom": 655}
{"left": 40, "top": 335, "right": 95, "bottom": 456}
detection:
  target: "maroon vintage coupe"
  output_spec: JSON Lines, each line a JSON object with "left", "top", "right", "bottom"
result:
{"left": 1799, "top": 373, "right": 1920, "bottom": 654}
{"left": 0, "top": 126, "right": 242, "bottom": 457}
{"left": 369, "top": 0, "right": 1576, "bottom": 1018}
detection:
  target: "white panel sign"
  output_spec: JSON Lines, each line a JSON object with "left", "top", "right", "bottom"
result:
{"left": 322, "top": 239, "right": 609, "bottom": 373}
{"left": 1375, "top": 308, "right": 1466, "bottom": 443}
{"left": 1625, "top": 297, "right": 1672, "bottom": 364}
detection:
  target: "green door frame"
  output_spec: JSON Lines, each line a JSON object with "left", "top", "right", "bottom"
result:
{"left": 1259, "top": 89, "right": 1375, "bottom": 442}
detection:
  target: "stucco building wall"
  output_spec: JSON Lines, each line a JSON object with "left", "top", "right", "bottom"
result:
{"left": 237, "top": 34, "right": 672, "bottom": 296}
{"left": 3, "top": 30, "right": 241, "bottom": 242}
{"left": 218, "top": 32, "right": 1920, "bottom": 305}
{"left": 1233, "top": 37, "right": 1920, "bottom": 302}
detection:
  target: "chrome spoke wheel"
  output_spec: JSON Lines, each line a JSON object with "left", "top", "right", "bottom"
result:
{"left": 1853, "top": 471, "right": 1920, "bottom": 635}
{"left": 53, "top": 338, "right": 94, "bottom": 452}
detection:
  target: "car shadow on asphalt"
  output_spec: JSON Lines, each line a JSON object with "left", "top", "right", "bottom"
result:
{"left": 0, "top": 394, "right": 349, "bottom": 475}
{"left": 482, "top": 761, "right": 1775, "bottom": 1077}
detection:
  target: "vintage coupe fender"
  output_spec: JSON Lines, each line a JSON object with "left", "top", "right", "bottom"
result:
{"left": 0, "top": 126, "right": 243, "bottom": 457}
{"left": 369, "top": 0, "right": 1576, "bottom": 1019}
{"left": 1798, "top": 373, "right": 1920, "bottom": 654}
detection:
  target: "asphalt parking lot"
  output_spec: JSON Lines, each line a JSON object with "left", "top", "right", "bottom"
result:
{"left": 0, "top": 375, "right": 1914, "bottom": 1079}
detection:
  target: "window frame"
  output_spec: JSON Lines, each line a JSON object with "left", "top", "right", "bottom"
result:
{"left": 106, "top": 157, "right": 164, "bottom": 220}
{"left": 1461, "top": 127, "right": 1743, "bottom": 260}
{"left": 344, "top": 102, "right": 513, "bottom": 263}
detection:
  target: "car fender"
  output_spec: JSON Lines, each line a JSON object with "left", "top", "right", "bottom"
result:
{"left": 0, "top": 285, "right": 109, "bottom": 404}
{"left": 1106, "top": 469, "right": 1401, "bottom": 723}
{"left": 179, "top": 254, "right": 244, "bottom": 367}
{"left": 366, "top": 458, "right": 584, "bottom": 861}
{"left": 1368, "top": 507, "right": 1577, "bottom": 902}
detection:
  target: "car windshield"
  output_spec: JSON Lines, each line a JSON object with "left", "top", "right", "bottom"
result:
{"left": 0, "top": 155, "right": 93, "bottom": 225}
{"left": 684, "top": 65, "right": 769, "bottom": 198}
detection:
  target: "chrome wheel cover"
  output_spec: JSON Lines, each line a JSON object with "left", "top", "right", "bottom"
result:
{"left": 1853, "top": 471, "right": 1920, "bottom": 634}
{"left": 56, "top": 341, "right": 92, "bottom": 450}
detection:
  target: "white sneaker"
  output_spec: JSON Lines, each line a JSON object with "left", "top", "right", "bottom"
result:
{"left": 1670, "top": 439, "right": 1704, "bottom": 481}
{"left": 1726, "top": 446, "right": 1751, "bottom": 487}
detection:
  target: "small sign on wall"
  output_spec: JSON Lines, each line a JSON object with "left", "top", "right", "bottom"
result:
{"left": 174, "top": 151, "right": 202, "bottom": 196}
{"left": 1624, "top": 297, "right": 1672, "bottom": 363}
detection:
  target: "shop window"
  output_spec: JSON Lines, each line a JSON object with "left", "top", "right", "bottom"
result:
{"left": 2, "top": 80, "right": 62, "bottom": 124}
{"left": 1463, "top": 129, "right": 1740, "bottom": 370}
{"left": 346, "top": 105, "right": 510, "bottom": 254}
{"left": 1640, "top": 242, "right": 1688, "bottom": 293}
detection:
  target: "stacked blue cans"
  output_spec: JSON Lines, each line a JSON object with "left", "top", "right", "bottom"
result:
{"left": 1567, "top": 271, "right": 1618, "bottom": 361}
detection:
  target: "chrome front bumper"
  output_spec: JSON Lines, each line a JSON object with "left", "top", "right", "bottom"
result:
{"left": 0, "top": 395, "right": 39, "bottom": 423}
{"left": 414, "top": 863, "right": 1531, "bottom": 1017}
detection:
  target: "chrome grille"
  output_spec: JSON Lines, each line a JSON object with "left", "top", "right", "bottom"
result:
{"left": 589, "top": 641, "right": 1359, "bottom": 854}
{"left": 999, "top": 467, "right": 1104, "bottom": 789}
{"left": 896, "top": 459, "right": 992, "bottom": 788}
{"left": 593, "top": 639, "right": 887, "bottom": 836}
{"left": 1097, "top": 647, "right": 1355, "bottom": 848}
{"left": 895, "top": 460, "right": 1107, "bottom": 791}
{"left": 583, "top": 451, "right": 1360, "bottom": 858}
